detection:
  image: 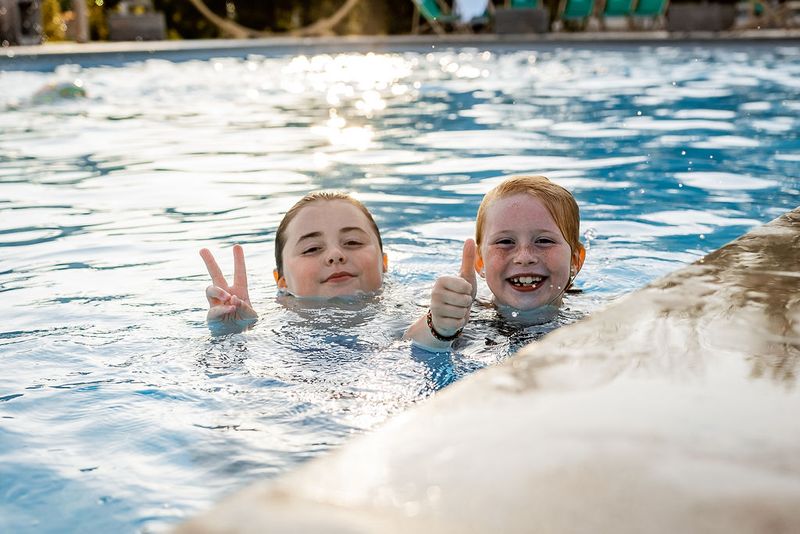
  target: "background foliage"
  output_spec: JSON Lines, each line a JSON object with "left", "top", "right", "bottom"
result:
{"left": 41, "top": 0, "right": 421, "bottom": 40}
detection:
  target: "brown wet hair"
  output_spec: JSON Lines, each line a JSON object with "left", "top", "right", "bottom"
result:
{"left": 274, "top": 191, "right": 383, "bottom": 277}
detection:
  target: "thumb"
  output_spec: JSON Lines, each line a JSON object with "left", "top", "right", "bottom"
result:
{"left": 459, "top": 238, "right": 477, "bottom": 298}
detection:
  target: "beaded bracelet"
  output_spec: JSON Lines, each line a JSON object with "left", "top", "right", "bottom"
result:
{"left": 426, "top": 308, "right": 463, "bottom": 342}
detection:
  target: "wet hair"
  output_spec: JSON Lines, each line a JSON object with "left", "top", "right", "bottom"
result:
{"left": 274, "top": 191, "right": 383, "bottom": 277}
{"left": 475, "top": 175, "right": 582, "bottom": 256}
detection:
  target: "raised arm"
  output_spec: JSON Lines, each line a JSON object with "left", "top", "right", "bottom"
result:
{"left": 200, "top": 244, "right": 258, "bottom": 333}
{"left": 405, "top": 239, "right": 477, "bottom": 352}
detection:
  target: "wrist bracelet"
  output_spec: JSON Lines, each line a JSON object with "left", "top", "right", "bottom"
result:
{"left": 426, "top": 308, "right": 463, "bottom": 342}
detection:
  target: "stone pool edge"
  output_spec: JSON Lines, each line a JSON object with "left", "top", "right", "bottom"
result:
{"left": 2, "top": 30, "right": 800, "bottom": 71}
{"left": 5, "top": 29, "right": 800, "bottom": 56}
{"left": 175, "top": 208, "right": 800, "bottom": 534}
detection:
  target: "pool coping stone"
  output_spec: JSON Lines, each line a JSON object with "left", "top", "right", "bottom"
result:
{"left": 4, "top": 29, "right": 800, "bottom": 59}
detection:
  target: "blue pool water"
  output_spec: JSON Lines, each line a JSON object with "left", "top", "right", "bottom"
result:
{"left": 1, "top": 42, "right": 798, "bottom": 532}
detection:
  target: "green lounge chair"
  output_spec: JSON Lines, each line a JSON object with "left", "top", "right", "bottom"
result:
{"left": 411, "top": 0, "right": 463, "bottom": 34}
{"left": 597, "top": 0, "right": 636, "bottom": 29}
{"left": 557, "top": 0, "right": 595, "bottom": 29}
{"left": 632, "top": 0, "right": 669, "bottom": 28}
{"left": 597, "top": 0, "right": 668, "bottom": 30}
{"left": 603, "top": 0, "right": 635, "bottom": 16}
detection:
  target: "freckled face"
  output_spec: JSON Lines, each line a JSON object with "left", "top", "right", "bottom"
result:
{"left": 479, "top": 194, "right": 574, "bottom": 310}
{"left": 279, "top": 200, "right": 385, "bottom": 299}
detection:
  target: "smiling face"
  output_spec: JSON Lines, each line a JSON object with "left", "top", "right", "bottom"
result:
{"left": 277, "top": 200, "right": 386, "bottom": 299}
{"left": 478, "top": 194, "right": 577, "bottom": 310}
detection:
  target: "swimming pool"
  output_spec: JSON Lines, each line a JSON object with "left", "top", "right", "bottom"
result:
{"left": 1, "top": 41, "right": 798, "bottom": 533}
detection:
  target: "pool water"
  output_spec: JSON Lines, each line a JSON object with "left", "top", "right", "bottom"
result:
{"left": 1, "top": 43, "right": 798, "bottom": 533}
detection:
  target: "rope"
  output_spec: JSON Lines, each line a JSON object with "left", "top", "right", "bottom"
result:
{"left": 186, "top": 0, "right": 362, "bottom": 38}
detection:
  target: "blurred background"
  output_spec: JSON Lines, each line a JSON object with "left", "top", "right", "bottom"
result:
{"left": 3, "top": 0, "right": 791, "bottom": 46}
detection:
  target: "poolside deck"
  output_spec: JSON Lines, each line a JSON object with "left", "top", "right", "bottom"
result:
{"left": 3, "top": 29, "right": 799, "bottom": 71}
{"left": 3, "top": 29, "right": 800, "bottom": 57}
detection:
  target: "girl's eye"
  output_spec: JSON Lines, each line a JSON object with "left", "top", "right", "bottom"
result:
{"left": 344, "top": 240, "right": 363, "bottom": 247}
{"left": 536, "top": 238, "right": 556, "bottom": 245}
{"left": 495, "top": 238, "right": 514, "bottom": 246}
{"left": 302, "top": 246, "right": 321, "bottom": 254}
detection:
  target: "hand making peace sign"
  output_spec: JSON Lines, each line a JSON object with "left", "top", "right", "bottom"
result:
{"left": 200, "top": 244, "right": 258, "bottom": 324}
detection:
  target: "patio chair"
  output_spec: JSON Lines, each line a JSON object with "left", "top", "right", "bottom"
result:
{"left": 597, "top": 0, "right": 636, "bottom": 29}
{"left": 631, "top": 0, "right": 669, "bottom": 28}
{"left": 556, "top": 0, "right": 596, "bottom": 29}
{"left": 411, "top": 0, "right": 464, "bottom": 34}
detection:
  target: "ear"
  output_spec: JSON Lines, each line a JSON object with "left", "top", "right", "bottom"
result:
{"left": 475, "top": 252, "right": 485, "bottom": 279}
{"left": 382, "top": 253, "right": 388, "bottom": 273}
{"left": 273, "top": 269, "right": 287, "bottom": 289}
{"left": 572, "top": 244, "right": 586, "bottom": 274}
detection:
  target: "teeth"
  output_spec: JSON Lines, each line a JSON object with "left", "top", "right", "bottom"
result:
{"left": 510, "top": 276, "right": 543, "bottom": 286}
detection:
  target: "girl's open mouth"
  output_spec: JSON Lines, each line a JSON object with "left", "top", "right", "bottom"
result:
{"left": 507, "top": 275, "right": 546, "bottom": 292}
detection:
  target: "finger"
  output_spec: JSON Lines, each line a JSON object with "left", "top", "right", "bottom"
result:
{"left": 435, "top": 290, "right": 473, "bottom": 310}
{"left": 207, "top": 304, "right": 236, "bottom": 321}
{"left": 433, "top": 303, "right": 472, "bottom": 321}
{"left": 200, "top": 248, "right": 229, "bottom": 290}
{"left": 232, "top": 244, "right": 249, "bottom": 298}
{"left": 458, "top": 239, "right": 478, "bottom": 294}
{"left": 435, "top": 275, "right": 473, "bottom": 297}
{"left": 206, "top": 285, "right": 231, "bottom": 306}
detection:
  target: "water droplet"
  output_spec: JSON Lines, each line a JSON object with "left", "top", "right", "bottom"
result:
{"left": 511, "top": 311, "right": 518, "bottom": 318}
{"left": 681, "top": 150, "right": 686, "bottom": 156}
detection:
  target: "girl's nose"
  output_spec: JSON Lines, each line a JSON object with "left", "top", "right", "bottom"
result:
{"left": 326, "top": 248, "right": 346, "bottom": 265}
{"left": 513, "top": 246, "right": 538, "bottom": 264}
